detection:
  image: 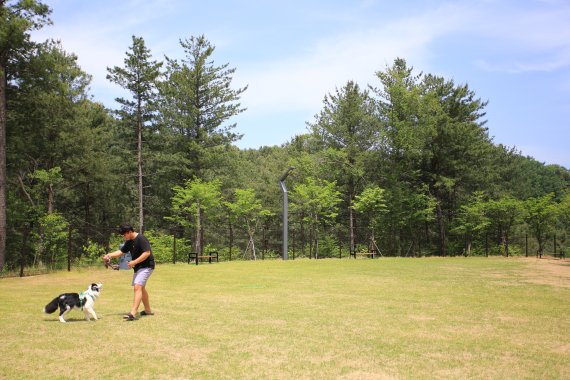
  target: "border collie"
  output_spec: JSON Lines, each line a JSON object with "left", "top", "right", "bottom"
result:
{"left": 43, "top": 283, "right": 102, "bottom": 323}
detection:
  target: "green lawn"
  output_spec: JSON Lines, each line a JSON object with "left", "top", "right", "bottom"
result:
{"left": 0, "top": 257, "right": 568, "bottom": 379}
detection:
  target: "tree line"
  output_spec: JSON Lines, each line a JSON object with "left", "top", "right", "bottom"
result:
{"left": 1, "top": 1, "right": 569, "bottom": 274}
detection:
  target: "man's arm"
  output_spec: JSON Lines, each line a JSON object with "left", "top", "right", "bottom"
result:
{"left": 103, "top": 250, "right": 124, "bottom": 261}
{"left": 127, "top": 250, "right": 151, "bottom": 268}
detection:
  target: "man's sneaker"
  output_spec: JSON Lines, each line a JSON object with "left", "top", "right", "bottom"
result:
{"left": 123, "top": 313, "right": 137, "bottom": 321}
{"left": 140, "top": 311, "right": 154, "bottom": 316}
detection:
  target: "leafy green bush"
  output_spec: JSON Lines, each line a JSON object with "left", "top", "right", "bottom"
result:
{"left": 145, "top": 230, "right": 191, "bottom": 264}
{"left": 34, "top": 213, "right": 69, "bottom": 270}
{"left": 144, "top": 230, "right": 173, "bottom": 263}
{"left": 79, "top": 239, "right": 106, "bottom": 266}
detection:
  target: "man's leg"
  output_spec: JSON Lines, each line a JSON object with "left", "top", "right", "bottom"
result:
{"left": 141, "top": 286, "right": 152, "bottom": 313}
{"left": 130, "top": 284, "right": 143, "bottom": 316}
{"left": 127, "top": 268, "right": 154, "bottom": 318}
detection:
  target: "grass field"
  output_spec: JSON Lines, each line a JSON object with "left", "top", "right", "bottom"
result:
{"left": 0, "top": 257, "right": 568, "bottom": 379}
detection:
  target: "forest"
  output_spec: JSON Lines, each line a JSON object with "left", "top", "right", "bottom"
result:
{"left": 2, "top": 1, "right": 569, "bottom": 275}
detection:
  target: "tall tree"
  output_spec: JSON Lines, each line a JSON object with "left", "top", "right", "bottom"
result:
{"left": 7, "top": 39, "right": 124, "bottom": 269}
{"left": 225, "top": 188, "right": 271, "bottom": 260}
{"left": 9, "top": 40, "right": 92, "bottom": 179}
{"left": 0, "top": 0, "right": 51, "bottom": 271}
{"left": 486, "top": 196, "right": 523, "bottom": 257}
{"left": 352, "top": 186, "right": 387, "bottom": 253}
{"left": 309, "top": 81, "right": 381, "bottom": 255}
{"left": 523, "top": 193, "right": 556, "bottom": 257}
{"left": 492, "top": 144, "right": 570, "bottom": 200}
{"left": 557, "top": 192, "right": 570, "bottom": 252}
{"left": 158, "top": 35, "right": 247, "bottom": 180}
{"left": 291, "top": 177, "right": 341, "bottom": 258}
{"left": 107, "top": 35, "right": 162, "bottom": 233}
{"left": 169, "top": 178, "right": 222, "bottom": 255}
{"left": 372, "top": 58, "right": 427, "bottom": 256}
{"left": 451, "top": 191, "right": 490, "bottom": 256}
{"left": 417, "top": 74, "right": 492, "bottom": 256}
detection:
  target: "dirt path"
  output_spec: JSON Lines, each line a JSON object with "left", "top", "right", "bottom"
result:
{"left": 521, "top": 256, "right": 570, "bottom": 288}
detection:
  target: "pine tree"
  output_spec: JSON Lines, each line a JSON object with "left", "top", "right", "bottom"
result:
{"left": 0, "top": 0, "right": 51, "bottom": 271}
{"left": 308, "top": 81, "right": 381, "bottom": 255}
{"left": 107, "top": 36, "right": 162, "bottom": 233}
{"left": 158, "top": 35, "right": 247, "bottom": 179}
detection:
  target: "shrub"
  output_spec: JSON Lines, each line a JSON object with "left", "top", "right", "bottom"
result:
{"left": 144, "top": 230, "right": 174, "bottom": 264}
{"left": 79, "top": 239, "right": 106, "bottom": 266}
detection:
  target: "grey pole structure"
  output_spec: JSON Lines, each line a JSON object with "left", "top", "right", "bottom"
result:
{"left": 279, "top": 166, "right": 295, "bottom": 260}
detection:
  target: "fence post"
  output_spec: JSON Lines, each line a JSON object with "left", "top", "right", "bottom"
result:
{"left": 291, "top": 229, "right": 295, "bottom": 260}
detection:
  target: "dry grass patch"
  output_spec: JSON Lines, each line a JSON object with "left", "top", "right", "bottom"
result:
{"left": 519, "top": 256, "right": 570, "bottom": 288}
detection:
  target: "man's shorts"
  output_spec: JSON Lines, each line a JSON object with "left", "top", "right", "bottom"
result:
{"left": 132, "top": 267, "right": 154, "bottom": 286}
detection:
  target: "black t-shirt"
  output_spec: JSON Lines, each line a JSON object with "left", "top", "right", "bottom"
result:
{"left": 121, "top": 234, "right": 155, "bottom": 272}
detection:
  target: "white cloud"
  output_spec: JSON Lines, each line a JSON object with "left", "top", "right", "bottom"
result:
{"left": 236, "top": 3, "right": 470, "bottom": 115}
{"left": 20, "top": 1, "right": 570, "bottom": 165}
{"left": 30, "top": 1, "right": 482, "bottom": 113}
{"left": 246, "top": 0, "right": 570, "bottom": 115}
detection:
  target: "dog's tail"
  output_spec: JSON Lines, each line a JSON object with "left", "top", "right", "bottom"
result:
{"left": 43, "top": 297, "right": 59, "bottom": 314}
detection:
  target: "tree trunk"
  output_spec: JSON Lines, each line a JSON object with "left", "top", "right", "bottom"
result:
{"left": 349, "top": 203, "right": 355, "bottom": 257}
{"left": 300, "top": 213, "right": 305, "bottom": 257}
{"left": 137, "top": 99, "right": 144, "bottom": 233}
{"left": 436, "top": 201, "right": 447, "bottom": 257}
{"left": 228, "top": 221, "right": 233, "bottom": 261}
{"left": 193, "top": 206, "right": 201, "bottom": 254}
{"left": 200, "top": 208, "right": 206, "bottom": 255}
{"left": 67, "top": 225, "right": 72, "bottom": 271}
{"left": 315, "top": 232, "right": 319, "bottom": 259}
{"left": 172, "top": 234, "right": 177, "bottom": 264}
{"left": 308, "top": 227, "right": 314, "bottom": 259}
{"left": 249, "top": 233, "right": 256, "bottom": 260}
{"left": 501, "top": 231, "right": 509, "bottom": 257}
{"left": 84, "top": 183, "right": 91, "bottom": 242}
{"left": 537, "top": 232, "right": 543, "bottom": 258}
{"left": 47, "top": 184, "right": 54, "bottom": 214}
{"left": 19, "top": 223, "right": 32, "bottom": 277}
{"left": 0, "top": 59, "right": 7, "bottom": 272}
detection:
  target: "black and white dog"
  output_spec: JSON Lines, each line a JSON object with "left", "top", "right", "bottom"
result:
{"left": 44, "top": 283, "right": 102, "bottom": 323}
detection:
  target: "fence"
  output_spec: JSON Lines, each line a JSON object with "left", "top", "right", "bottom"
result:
{"left": 4, "top": 221, "right": 567, "bottom": 277}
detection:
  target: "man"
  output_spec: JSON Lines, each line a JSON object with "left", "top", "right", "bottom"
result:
{"left": 103, "top": 223, "right": 155, "bottom": 321}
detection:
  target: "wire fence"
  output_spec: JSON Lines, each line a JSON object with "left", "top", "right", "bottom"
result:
{"left": 4, "top": 221, "right": 567, "bottom": 277}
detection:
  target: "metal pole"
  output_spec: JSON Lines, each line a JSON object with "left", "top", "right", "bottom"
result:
{"left": 280, "top": 167, "right": 295, "bottom": 260}
{"left": 281, "top": 181, "right": 288, "bottom": 260}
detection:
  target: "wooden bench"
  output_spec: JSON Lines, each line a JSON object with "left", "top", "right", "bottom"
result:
{"left": 188, "top": 251, "right": 219, "bottom": 265}
{"left": 552, "top": 251, "right": 565, "bottom": 259}
{"left": 350, "top": 251, "right": 378, "bottom": 259}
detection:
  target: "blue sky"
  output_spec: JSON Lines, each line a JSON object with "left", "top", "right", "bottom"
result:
{"left": 33, "top": 0, "right": 570, "bottom": 168}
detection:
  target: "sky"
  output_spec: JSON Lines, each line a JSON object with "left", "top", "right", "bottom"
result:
{"left": 32, "top": 0, "right": 570, "bottom": 168}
